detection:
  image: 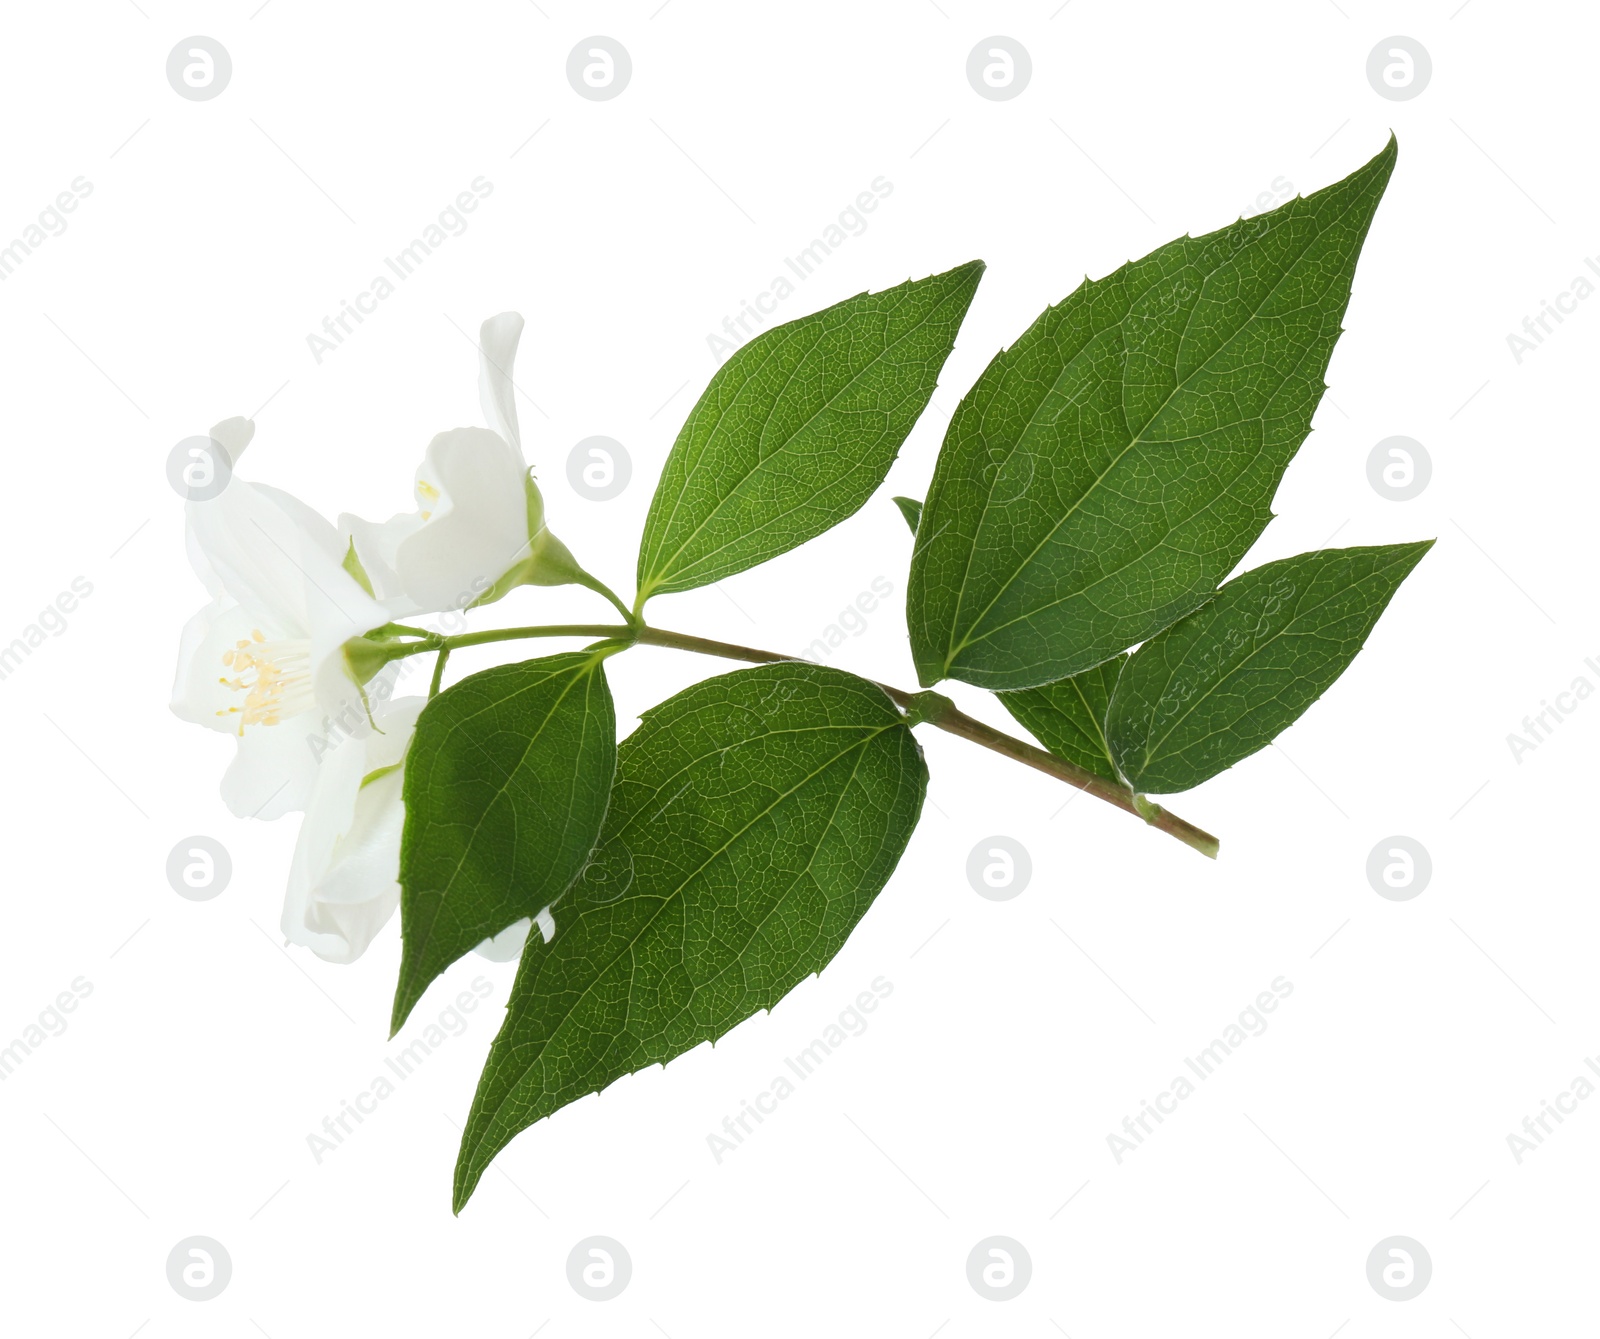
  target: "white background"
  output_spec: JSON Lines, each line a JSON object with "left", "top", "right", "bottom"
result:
{"left": 0, "top": 1, "right": 1593, "bottom": 1334}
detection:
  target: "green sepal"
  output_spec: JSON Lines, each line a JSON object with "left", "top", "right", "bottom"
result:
{"left": 342, "top": 537, "right": 376, "bottom": 596}
{"left": 470, "top": 472, "right": 594, "bottom": 608}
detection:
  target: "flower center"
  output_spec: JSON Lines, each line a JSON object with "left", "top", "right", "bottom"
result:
{"left": 217, "top": 629, "right": 314, "bottom": 732}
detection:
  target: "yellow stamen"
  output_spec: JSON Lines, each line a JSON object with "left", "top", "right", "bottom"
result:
{"left": 219, "top": 635, "right": 314, "bottom": 735}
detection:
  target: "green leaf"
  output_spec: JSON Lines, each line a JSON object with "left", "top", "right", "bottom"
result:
{"left": 1106, "top": 542, "right": 1432, "bottom": 794}
{"left": 893, "top": 496, "right": 923, "bottom": 534}
{"left": 635, "top": 262, "right": 984, "bottom": 605}
{"left": 393, "top": 651, "right": 617, "bottom": 1035}
{"left": 907, "top": 139, "right": 1398, "bottom": 690}
{"left": 999, "top": 654, "right": 1128, "bottom": 787}
{"left": 453, "top": 662, "right": 925, "bottom": 1211}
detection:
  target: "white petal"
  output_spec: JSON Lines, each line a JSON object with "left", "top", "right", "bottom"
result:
{"left": 173, "top": 599, "right": 374, "bottom": 819}
{"left": 294, "top": 771, "right": 406, "bottom": 962}
{"left": 187, "top": 476, "right": 395, "bottom": 738}
{"left": 474, "top": 918, "right": 531, "bottom": 961}
{"left": 181, "top": 422, "right": 261, "bottom": 595}
{"left": 338, "top": 510, "right": 426, "bottom": 616}
{"left": 184, "top": 525, "right": 226, "bottom": 599}
{"left": 393, "top": 427, "right": 531, "bottom": 613}
{"left": 220, "top": 715, "right": 324, "bottom": 820}
{"left": 282, "top": 697, "right": 424, "bottom": 962}
{"left": 170, "top": 598, "right": 253, "bottom": 734}
{"left": 188, "top": 477, "right": 375, "bottom": 638}
{"left": 208, "top": 416, "right": 255, "bottom": 465}
{"left": 254, "top": 482, "right": 342, "bottom": 562}
{"left": 477, "top": 312, "right": 526, "bottom": 454}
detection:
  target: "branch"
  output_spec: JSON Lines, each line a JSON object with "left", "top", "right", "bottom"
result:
{"left": 413, "top": 619, "right": 1218, "bottom": 857}
{"left": 633, "top": 625, "right": 1218, "bottom": 859}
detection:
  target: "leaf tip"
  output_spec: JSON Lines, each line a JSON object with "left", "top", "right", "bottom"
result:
{"left": 936, "top": 258, "right": 986, "bottom": 311}
{"left": 389, "top": 980, "right": 417, "bottom": 1040}
{"left": 452, "top": 1147, "right": 483, "bottom": 1215}
{"left": 1363, "top": 131, "right": 1400, "bottom": 182}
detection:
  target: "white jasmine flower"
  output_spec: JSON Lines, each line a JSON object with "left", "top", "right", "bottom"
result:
{"left": 342, "top": 313, "right": 587, "bottom": 618}
{"left": 171, "top": 418, "right": 399, "bottom": 820}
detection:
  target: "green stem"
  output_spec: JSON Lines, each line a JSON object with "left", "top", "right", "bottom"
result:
{"left": 429, "top": 647, "right": 451, "bottom": 698}
{"left": 571, "top": 573, "right": 638, "bottom": 627}
{"left": 431, "top": 624, "right": 632, "bottom": 653}
{"left": 380, "top": 618, "right": 1218, "bottom": 858}
{"left": 631, "top": 626, "right": 1218, "bottom": 859}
